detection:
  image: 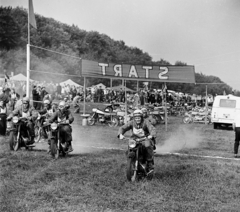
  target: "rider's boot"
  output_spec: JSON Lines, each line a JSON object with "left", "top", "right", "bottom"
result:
{"left": 29, "top": 136, "right": 35, "bottom": 145}
{"left": 74, "top": 107, "right": 80, "bottom": 114}
{"left": 68, "top": 141, "right": 73, "bottom": 152}
{"left": 147, "top": 160, "right": 154, "bottom": 176}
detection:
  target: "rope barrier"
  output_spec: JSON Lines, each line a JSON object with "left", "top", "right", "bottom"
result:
{"left": 30, "top": 44, "right": 82, "bottom": 60}
{"left": 30, "top": 69, "right": 82, "bottom": 78}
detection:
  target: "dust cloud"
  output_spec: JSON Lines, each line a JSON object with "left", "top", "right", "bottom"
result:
{"left": 156, "top": 125, "right": 203, "bottom": 154}
{"left": 71, "top": 124, "right": 114, "bottom": 154}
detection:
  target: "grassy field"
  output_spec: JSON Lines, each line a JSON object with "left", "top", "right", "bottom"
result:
{"left": 1, "top": 104, "right": 240, "bottom": 212}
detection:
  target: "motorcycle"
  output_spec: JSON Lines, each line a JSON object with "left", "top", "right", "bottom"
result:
{"left": 183, "top": 111, "right": 211, "bottom": 124}
{"left": 87, "top": 108, "right": 119, "bottom": 127}
{"left": 124, "top": 136, "right": 154, "bottom": 182}
{"left": 147, "top": 105, "right": 165, "bottom": 124}
{"left": 8, "top": 116, "right": 35, "bottom": 151}
{"left": 49, "top": 122, "right": 71, "bottom": 159}
{"left": 34, "top": 114, "right": 50, "bottom": 142}
{"left": 103, "top": 102, "right": 121, "bottom": 113}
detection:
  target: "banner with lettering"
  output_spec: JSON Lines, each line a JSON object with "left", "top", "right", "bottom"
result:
{"left": 81, "top": 59, "right": 195, "bottom": 83}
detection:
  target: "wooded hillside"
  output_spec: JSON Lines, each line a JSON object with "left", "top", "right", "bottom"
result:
{"left": 0, "top": 7, "right": 235, "bottom": 95}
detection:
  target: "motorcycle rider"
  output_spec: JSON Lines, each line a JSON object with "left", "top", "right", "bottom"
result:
{"left": 7, "top": 97, "right": 36, "bottom": 144}
{"left": 38, "top": 99, "right": 56, "bottom": 140}
{"left": 141, "top": 107, "right": 157, "bottom": 126}
{"left": 48, "top": 101, "right": 74, "bottom": 152}
{"left": 118, "top": 109, "right": 156, "bottom": 174}
{"left": 72, "top": 94, "right": 81, "bottom": 114}
{"left": 141, "top": 107, "right": 157, "bottom": 149}
{"left": 39, "top": 99, "right": 56, "bottom": 118}
{"left": 0, "top": 100, "right": 7, "bottom": 136}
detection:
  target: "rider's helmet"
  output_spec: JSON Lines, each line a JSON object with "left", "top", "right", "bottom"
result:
{"left": 44, "top": 99, "right": 51, "bottom": 109}
{"left": 22, "top": 97, "right": 30, "bottom": 105}
{"left": 133, "top": 109, "right": 143, "bottom": 117}
{"left": 58, "top": 101, "right": 66, "bottom": 112}
{"left": 133, "top": 109, "right": 143, "bottom": 124}
{"left": 44, "top": 99, "right": 50, "bottom": 105}
{"left": 141, "top": 107, "right": 148, "bottom": 118}
{"left": 22, "top": 97, "right": 30, "bottom": 109}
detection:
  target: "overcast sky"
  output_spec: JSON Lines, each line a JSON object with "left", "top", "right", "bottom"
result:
{"left": 1, "top": 0, "right": 240, "bottom": 90}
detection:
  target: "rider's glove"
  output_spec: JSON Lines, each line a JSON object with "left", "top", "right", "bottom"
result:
{"left": 119, "top": 134, "right": 124, "bottom": 140}
{"left": 66, "top": 120, "right": 70, "bottom": 124}
{"left": 147, "top": 135, "right": 153, "bottom": 140}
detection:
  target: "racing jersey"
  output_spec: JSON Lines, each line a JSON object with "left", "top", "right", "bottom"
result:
{"left": 48, "top": 109, "right": 74, "bottom": 124}
{"left": 118, "top": 119, "right": 156, "bottom": 138}
{"left": 9, "top": 105, "right": 35, "bottom": 118}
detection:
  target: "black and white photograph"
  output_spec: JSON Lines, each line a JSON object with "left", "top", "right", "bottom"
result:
{"left": 1, "top": 0, "right": 240, "bottom": 211}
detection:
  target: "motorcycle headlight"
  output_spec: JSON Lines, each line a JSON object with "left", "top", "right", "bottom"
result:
{"left": 92, "top": 108, "right": 97, "bottom": 112}
{"left": 51, "top": 123, "right": 58, "bottom": 130}
{"left": 128, "top": 139, "right": 136, "bottom": 149}
{"left": 12, "top": 116, "right": 19, "bottom": 124}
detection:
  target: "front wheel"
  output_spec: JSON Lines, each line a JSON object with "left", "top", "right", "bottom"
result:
{"left": 87, "top": 116, "right": 96, "bottom": 126}
{"left": 34, "top": 126, "right": 41, "bottom": 142}
{"left": 108, "top": 116, "right": 119, "bottom": 127}
{"left": 126, "top": 157, "right": 137, "bottom": 182}
{"left": 50, "top": 138, "right": 59, "bottom": 159}
{"left": 9, "top": 131, "right": 19, "bottom": 151}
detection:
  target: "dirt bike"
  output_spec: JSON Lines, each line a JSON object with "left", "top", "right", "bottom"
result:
{"left": 87, "top": 108, "right": 119, "bottom": 127}
{"left": 49, "top": 121, "right": 71, "bottom": 159}
{"left": 8, "top": 116, "right": 35, "bottom": 151}
{"left": 124, "top": 136, "right": 154, "bottom": 182}
{"left": 103, "top": 102, "right": 121, "bottom": 113}
{"left": 183, "top": 111, "right": 211, "bottom": 124}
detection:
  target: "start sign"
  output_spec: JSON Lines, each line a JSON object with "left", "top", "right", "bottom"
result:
{"left": 81, "top": 59, "right": 195, "bottom": 83}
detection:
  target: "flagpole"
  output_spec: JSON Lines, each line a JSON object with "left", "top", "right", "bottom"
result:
{"left": 26, "top": 0, "right": 30, "bottom": 98}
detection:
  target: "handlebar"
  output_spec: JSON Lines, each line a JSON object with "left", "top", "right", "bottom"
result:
{"left": 121, "top": 136, "right": 147, "bottom": 143}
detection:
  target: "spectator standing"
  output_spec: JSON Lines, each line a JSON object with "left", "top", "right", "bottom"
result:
{"left": 233, "top": 110, "right": 240, "bottom": 158}
{"left": 32, "top": 85, "right": 39, "bottom": 109}
{"left": 56, "top": 83, "right": 62, "bottom": 99}
{"left": 0, "top": 86, "right": 9, "bottom": 107}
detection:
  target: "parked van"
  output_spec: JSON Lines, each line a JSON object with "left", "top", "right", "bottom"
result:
{"left": 211, "top": 94, "right": 240, "bottom": 129}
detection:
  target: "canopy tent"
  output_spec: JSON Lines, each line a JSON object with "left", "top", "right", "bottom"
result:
{"left": 91, "top": 83, "right": 106, "bottom": 89}
{"left": 10, "top": 73, "right": 32, "bottom": 81}
{"left": 60, "top": 79, "right": 82, "bottom": 87}
{"left": 111, "top": 85, "right": 135, "bottom": 92}
{"left": 0, "top": 78, "right": 4, "bottom": 81}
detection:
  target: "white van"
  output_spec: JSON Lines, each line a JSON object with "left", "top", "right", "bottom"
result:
{"left": 211, "top": 94, "right": 240, "bottom": 129}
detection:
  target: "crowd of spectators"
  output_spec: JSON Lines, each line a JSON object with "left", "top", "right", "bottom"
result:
{"left": 0, "top": 79, "right": 214, "bottom": 111}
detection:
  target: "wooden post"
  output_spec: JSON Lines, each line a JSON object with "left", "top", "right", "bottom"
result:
{"left": 205, "top": 85, "right": 208, "bottom": 125}
{"left": 165, "top": 82, "right": 168, "bottom": 131}
{"left": 83, "top": 76, "right": 86, "bottom": 114}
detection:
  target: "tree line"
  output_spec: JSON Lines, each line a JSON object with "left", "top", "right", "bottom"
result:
{"left": 0, "top": 6, "right": 235, "bottom": 96}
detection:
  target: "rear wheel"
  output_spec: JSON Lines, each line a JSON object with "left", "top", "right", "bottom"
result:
{"left": 87, "top": 116, "right": 96, "bottom": 126}
{"left": 9, "top": 131, "right": 19, "bottom": 151}
{"left": 108, "top": 116, "right": 119, "bottom": 127}
{"left": 50, "top": 138, "right": 59, "bottom": 159}
{"left": 126, "top": 157, "right": 137, "bottom": 182}
{"left": 213, "top": 123, "right": 219, "bottom": 129}
{"left": 153, "top": 115, "right": 161, "bottom": 124}
{"left": 183, "top": 116, "right": 191, "bottom": 124}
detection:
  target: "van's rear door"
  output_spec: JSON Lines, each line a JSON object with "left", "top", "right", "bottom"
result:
{"left": 216, "top": 99, "right": 236, "bottom": 123}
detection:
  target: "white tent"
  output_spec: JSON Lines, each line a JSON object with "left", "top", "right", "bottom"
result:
{"left": 0, "top": 78, "right": 4, "bottom": 81}
{"left": 92, "top": 83, "right": 106, "bottom": 89}
{"left": 60, "top": 79, "right": 82, "bottom": 87}
{"left": 10, "top": 73, "right": 33, "bottom": 81}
